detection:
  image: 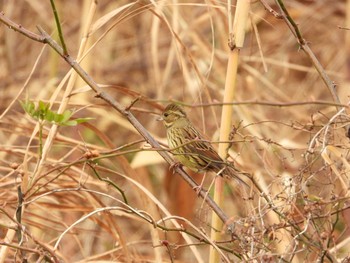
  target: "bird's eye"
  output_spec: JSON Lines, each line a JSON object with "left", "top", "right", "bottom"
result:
{"left": 163, "top": 113, "right": 169, "bottom": 117}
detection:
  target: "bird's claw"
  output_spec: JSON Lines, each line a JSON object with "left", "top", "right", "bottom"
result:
{"left": 169, "top": 162, "right": 182, "bottom": 174}
{"left": 193, "top": 184, "right": 207, "bottom": 196}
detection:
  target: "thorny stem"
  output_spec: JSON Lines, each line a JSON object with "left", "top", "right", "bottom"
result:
{"left": 38, "top": 121, "right": 43, "bottom": 159}
{"left": 0, "top": 14, "right": 336, "bottom": 255}
{"left": 0, "top": 10, "right": 341, "bottom": 259}
{"left": 273, "top": 0, "right": 340, "bottom": 105}
{"left": 49, "top": 0, "right": 68, "bottom": 55}
{"left": 0, "top": 12, "right": 230, "bottom": 224}
{"left": 38, "top": 26, "right": 231, "bottom": 223}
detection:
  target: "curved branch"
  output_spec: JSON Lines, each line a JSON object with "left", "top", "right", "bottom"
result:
{"left": 0, "top": 13, "right": 230, "bottom": 224}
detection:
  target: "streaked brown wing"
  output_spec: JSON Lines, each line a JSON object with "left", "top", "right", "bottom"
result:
{"left": 180, "top": 125, "right": 224, "bottom": 170}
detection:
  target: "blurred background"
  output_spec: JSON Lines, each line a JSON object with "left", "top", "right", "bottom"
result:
{"left": 0, "top": 0, "right": 349, "bottom": 262}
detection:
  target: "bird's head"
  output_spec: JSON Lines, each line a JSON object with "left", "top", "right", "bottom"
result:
{"left": 159, "top": 103, "right": 187, "bottom": 128}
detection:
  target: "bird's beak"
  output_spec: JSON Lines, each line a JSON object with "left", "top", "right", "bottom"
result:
{"left": 157, "top": 116, "right": 163, "bottom": 121}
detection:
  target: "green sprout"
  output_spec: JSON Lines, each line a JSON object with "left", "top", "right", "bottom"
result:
{"left": 20, "top": 100, "right": 93, "bottom": 157}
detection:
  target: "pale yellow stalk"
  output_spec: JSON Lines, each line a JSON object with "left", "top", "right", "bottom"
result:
{"left": 28, "top": 0, "right": 97, "bottom": 187}
{"left": 209, "top": 1, "right": 250, "bottom": 262}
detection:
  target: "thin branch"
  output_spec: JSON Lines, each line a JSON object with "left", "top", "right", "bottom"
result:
{"left": 39, "top": 27, "right": 233, "bottom": 221}
{"left": 0, "top": 11, "right": 44, "bottom": 41}
{"left": 0, "top": 15, "right": 332, "bottom": 244}
{"left": 259, "top": 0, "right": 283, "bottom": 19}
{"left": 273, "top": 0, "right": 340, "bottom": 105}
{"left": 0, "top": 14, "right": 230, "bottom": 224}
{"left": 0, "top": 208, "right": 60, "bottom": 262}
{"left": 178, "top": 100, "right": 349, "bottom": 109}
{"left": 49, "top": 0, "right": 68, "bottom": 55}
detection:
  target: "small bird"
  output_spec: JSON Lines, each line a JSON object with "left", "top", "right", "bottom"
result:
{"left": 159, "top": 103, "right": 248, "bottom": 185}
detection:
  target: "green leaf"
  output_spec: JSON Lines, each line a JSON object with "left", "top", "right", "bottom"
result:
{"left": 74, "top": 117, "right": 94, "bottom": 124}
{"left": 45, "top": 110, "right": 55, "bottom": 122}
{"left": 38, "top": 100, "right": 49, "bottom": 112}
{"left": 62, "top": 120, "right": 78, "bottom": 126}
{"left": 20, "top": 100, "right": 35, "bottom": 116}
{"left": 60, "top": 117, "right": 94, "bottom": 126}
{"left": 20, "top": 99, "right": 93, "bottom": 126}
{"left": 61, "top": 110, "right": 73, "bottom": 123}
{"left": 53, "top": 112, "right": 64, "bottom": 123}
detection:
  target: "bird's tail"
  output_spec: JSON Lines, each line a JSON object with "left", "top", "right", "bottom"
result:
{"left": 218, "top": 164, "right": 251, "bottom": 188}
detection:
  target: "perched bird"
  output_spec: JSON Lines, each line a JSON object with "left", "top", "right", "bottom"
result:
{"left": 159, "top": 103, "right": 248, "bottom": 185}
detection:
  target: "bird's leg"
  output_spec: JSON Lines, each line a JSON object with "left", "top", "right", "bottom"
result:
{"left": 193, "top": 172, "right": 208, "bottom": 196}
{"left": 216, "top": 166, "right": 226, "bottom": 177}
{"left": 169, "top": 161, "right": 182, "bottom": 174}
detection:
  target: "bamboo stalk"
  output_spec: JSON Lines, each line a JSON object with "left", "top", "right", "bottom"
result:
{"left": 209, "top": 1, "right": 250, "bottom": 262}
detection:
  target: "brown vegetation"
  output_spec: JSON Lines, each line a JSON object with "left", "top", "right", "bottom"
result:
{"left": 0, "top": 1, "right": 350, "bottom": 262}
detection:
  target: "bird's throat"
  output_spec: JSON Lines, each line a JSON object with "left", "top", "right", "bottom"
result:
{"left": 170, "top": 117, "right": 189, "bottom": 128}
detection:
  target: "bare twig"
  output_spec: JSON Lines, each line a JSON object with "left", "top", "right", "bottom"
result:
{"left": 180, "top": 100, "right": 349, "bottom": 109}
{"left": 259, "top": 0, "right": 283, "bottom": 19}
{"left": 0, "top": 208, "right": 60, "bottom": 262}
{"left": 0, "top": 11, "right": 44, "bottom": 41}
{"left": 0, "top": 13, "right": 230, "bottom": 224}
{"left": 273, "top": 0, "right": 340, "bottom": 105}
{"left": 49, "top": 0, "right": 68, "bottom": 55}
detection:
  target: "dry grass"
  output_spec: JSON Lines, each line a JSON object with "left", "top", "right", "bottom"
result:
{"left": 0, "top": 1, "right": 350, "bottom": 262}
